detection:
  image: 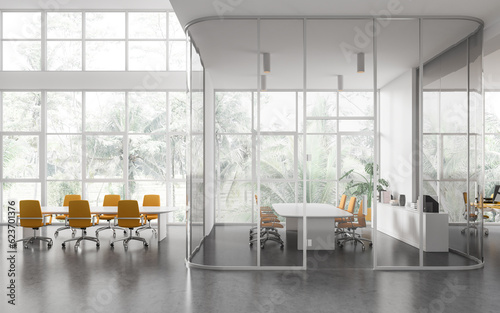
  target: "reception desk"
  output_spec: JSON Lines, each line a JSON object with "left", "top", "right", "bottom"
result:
{"left": 376, "top": 203, "right": 449, "bottom": 252}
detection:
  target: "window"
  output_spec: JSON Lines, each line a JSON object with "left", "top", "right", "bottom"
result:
{"left": 1, "top": 10, "right": 186, "bottom": 72}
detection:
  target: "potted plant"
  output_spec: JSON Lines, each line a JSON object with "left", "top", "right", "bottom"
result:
{"left": 339, "top": 162, "right": 389, "bottom": 220}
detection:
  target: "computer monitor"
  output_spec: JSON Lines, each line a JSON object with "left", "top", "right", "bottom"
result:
{"left": 493, "top": 185, "right": 500, "bottom": 202}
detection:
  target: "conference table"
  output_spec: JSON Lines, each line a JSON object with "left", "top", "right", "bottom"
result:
{"left": 23, "top": 206, "right": 179, "bottom": 242}
{"left": 272, "top": 203, "right": 352, "bottom": 250}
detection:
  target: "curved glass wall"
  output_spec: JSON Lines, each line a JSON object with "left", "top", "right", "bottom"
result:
{"left": 185, "top": 17, "right": 484, "bottom": 270}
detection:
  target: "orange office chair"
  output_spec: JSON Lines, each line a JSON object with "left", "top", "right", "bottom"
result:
{"left": 335, "top": 196, "right": 356, "bottom": 237}
{"left": 249, "top": 195, "right": 284, "bottom": 249}
{"left": 461, "top": 192, "right": 489, "bottom": 236}
{"left": 338, "top": 194, "right": 347, "bottom": 210}
{"left": 54, "top": 194, "right": 81, "bottom": 237}
{"left": 337, "top": 200, "right": 373, "bottom": 251}
{"left": 62, "top": 200, "right": 100, "bottom": 250}
{"left": 135, "top": 194, "right": 160, "bottom": 237}
{"left": 110, "top": 200, "right": 149, "bottom": 249}
{"left": 15, "top": 200, "right": 53, "bottom": 249}
{"left": 95, "top": 194, "right": 127, "bottom": 238}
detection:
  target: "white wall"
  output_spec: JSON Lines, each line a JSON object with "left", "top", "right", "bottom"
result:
{"left": 380, "top": 69, "right": 416, "bottom": 203}
{"left": 204, "top": 70, "right": 215, "bottom": 236}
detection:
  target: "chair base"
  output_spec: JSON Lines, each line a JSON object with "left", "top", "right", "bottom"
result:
{"left": 337, "top": 230, "right": 372, "bottom": 251}
{"left": 249, "top": 231, "right": 284, "bottom": 249}
{"left": 95, "top": 222, "right": 128, "bottom": 238}
{"left": 135, "top": 220, "right": 157, "bottom": 237}
{"left": 111, "top": 228, "right": 149, "bottom": 250}
{"left": 461, "top": 223, "right": 489, "bottom": 236}
{"left": 15, "top": 236, "right": 53, "bottom": 249}
{"left": 62, "top": 229, "right": 100, "bottom": 251}
{"left": 54, "top": 225, "right": 77, "bottom": 237}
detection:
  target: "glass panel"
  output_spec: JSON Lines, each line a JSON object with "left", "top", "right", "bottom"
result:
{"left": 2, "top": 92, "right": 41, "bottom": 131}
{"left": 129, "top": 41, "right": 166, "bottom": 71}
{"left": 86, "top": 182, "right": 125, "bottom": 206}
{"left": 306, "top": 92, "right": 337, "bottom": 117}
{"left": 215, "top": 92, "right": 252, "bottom": 133}
{"left": 128, "top": 181, "right": 167, "bottom": 205}
{"left": 170, "top": 182, "right": 187, "bottom": 221}
{"left": 86, "top": 136, "right": 123, "bottom": 179}
{"left": 169, "top": 92, "right": 188, "bottom": 132}
{"left": 85, "top": 41, "right": 125, "bottom": 70}
{"left": 47, "top": 92, "right": 82, "bottom": 133}
{"left": 306, "top": 120, "right": 336, "bottom": 133}
{"left": 128, "top": 12, "right": 166, "bottom": 39}
{"left": 260, "top": 92, "right": 296, "bottom": 132}
{"left": 442, "top": 135, "right": 467, "bottom": 179}
{"left": 340, "top": 135, "right": 373, "bottom": 176}
{"left": 47, "top": 181, "right": 82, "bottom": 206}
{"left": 170, "top": 135, "right": 187, "bottom": 179}
{"left": 306, "top": 135, "right": 336, "bottom": 181}
{"left": 168, "top": 12, "right": 186, "bottom": 39}
{"left": 2, "top": 41, "right": 41, "bottom": 71}
{"left": 128, "top": 92, "right": 167, "bottom": 133}
{"left": 168, "top": 41, "right": 186, "bottom": 71}
{"left": 85, "top": 92, "right": 125, "bottom": 132}
{"left": 422, "top": 135, "right": 438, "bottom": 180}
{"left": 339, "top": 120, "right": 373, "bottom": 132}
{"left": 47, "top": 41, "right": 82, "bottom": 71}
{"left": 217, "top": 180, "right": 253, "bottom": 222}
{"left": 3, "top": 136, "right": 39, "bottom": 179}
{"left": 47, "top": 135, "right": 82, "bottom": 179}
{"left": 423, "top": 91, "right": 440, "bottom": 133}
{"left": 85, "top": 12, "right": 125, "bottom": 39}
{"left": 2, "top": 12, "right": 41, "bottom": 39}
{"left": 339, "top": 92, "right": 374, "bottom": 117}
{"left": 485, "top": 92, "right": 500, "bottom": 133}
{"left": 260, "top": 135, "right": 295, "bottom": 179}
{"left": 47, "top": 12, "right": 82, "bottom": 39}
{"left": 217, "top": 135, "right": 252, "bottom": 180}
{"left": 2, "top": 183, "right": 41, "bottom": 222}
{"left": 128, "top": 135, "right": 167, "bottom": 180}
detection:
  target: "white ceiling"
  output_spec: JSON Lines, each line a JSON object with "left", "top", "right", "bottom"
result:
{"left": 172, "top": 0, "right": 490, "bottom": 90}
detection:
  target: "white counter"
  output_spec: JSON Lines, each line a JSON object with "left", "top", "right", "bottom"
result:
{"left": 376, "top": 203, "right": 449, "bottom": 252}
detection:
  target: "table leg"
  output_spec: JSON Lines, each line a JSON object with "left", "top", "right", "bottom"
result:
{"left": 157, "top": 212, "right": 168, "bottom": 242}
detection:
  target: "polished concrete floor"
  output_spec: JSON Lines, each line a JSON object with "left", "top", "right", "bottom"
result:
{"left": 1, "top": 224, "right": 499, "bottom": 313}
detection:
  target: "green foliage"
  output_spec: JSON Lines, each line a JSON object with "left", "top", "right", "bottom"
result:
{"left": 340, "top": 162, "right": 389, "bottom": 208}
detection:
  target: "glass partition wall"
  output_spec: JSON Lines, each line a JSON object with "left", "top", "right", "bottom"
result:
{"left": 186, "top": 17, "right": 484, "bottom": 270}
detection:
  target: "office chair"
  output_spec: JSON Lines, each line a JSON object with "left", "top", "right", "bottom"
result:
{"left": 54, "top": 194, "right": 81, "bottom": 237}
{"left": 62, "top": 200, "right": 100, "bottom": 250}
{"left": 135, "top": 194, "right": 160, "bottom": 237}
{"left": 461, "top": 192, "right": 489, "bottom": 236}
{"left": 337, "top": 200, "right": 373, "bottom": 251}
{"left": 335, "top": 196, "right": 356, "bottom": 237}
{"left": 15, "top": 200, "right": 53, "bottom": 249}
{"left": 249, "top": 195, "right": 284, "bottom": 249}
{"left": 110, "top": 200, "right": 149, "bottom": 249}
{"left": 95, "top": 194, "right": 128, "bottom": 238}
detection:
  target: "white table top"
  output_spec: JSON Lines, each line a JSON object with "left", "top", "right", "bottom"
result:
{"left": 19, "top": 206, "right": 179, "bottom": 215}
{"left": 272, "top": 203, "right": 353, "bottom": 218}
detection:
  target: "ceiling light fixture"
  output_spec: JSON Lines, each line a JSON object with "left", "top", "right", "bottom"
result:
{"left": 338, "top": 75, "right": 343, "bottom": 91}
{"left": 357, "top": 52, "right": 365, "bottom": 73}
{"left": 263, "top": 52, "right": 271, "bottom": 73}
{"left": 261, "top": 75, "right": 267, "bottom": 91}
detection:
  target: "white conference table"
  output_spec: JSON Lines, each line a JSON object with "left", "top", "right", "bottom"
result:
{"left": 31, "top": 206, "right": 178, "bottom": 242}
{"left": 272, "top": 203, "right": 352, "bottom": 250}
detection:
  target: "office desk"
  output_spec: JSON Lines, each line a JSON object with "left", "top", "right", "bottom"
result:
{"left": 22, "top": 206, "right": 178, "bottom": 242}
{"left": 272, "top": 203, "right": 352, "bottom": 250}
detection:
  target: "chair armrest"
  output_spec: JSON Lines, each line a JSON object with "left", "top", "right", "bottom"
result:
{"left": 43, "top": 214, "right": 52, "bottom": 225}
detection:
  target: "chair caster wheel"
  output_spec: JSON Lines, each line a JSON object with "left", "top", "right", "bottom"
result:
{"left": 71, "top": 232, "right": 75, "bottom": 238}
{"left": 62, "top": 243, "right": 66, "bottom": 248}
{"left": 461, "top": 230, "right": 465, "bottom": 234}
{"left": 124, "top": 230, "right": 127, "bottom": 235}
{"left": 96, "top": 243, "right": 100, "bottom": 247}
{"left": 84, "top": 230, "right": 87, "bottom": 235}
{"left": 249, "top": 242, "right": 253, "bottom": 247}
{"left": 260, "top": 244, "right": 265, "bottom": 249}
{"left": 144, "top": 242, "right": 149, "bottom": 247}
{"left": 48, "top": 243, "right": 52, "bottom": 248}
{"left": 369, "top": 243, "right": 373, "bottom": 247}
{"left": 136, "top": 231, "right": 140, "bottom": 236}
{"left": 339, "top": 244, "right": 344, "bottom": 248}
{"left": 280, "top": 244, "right": 284, "bottom": 249}
{"left": 24, "top": 245, "right": 29, "bottom": 249}
{"left": 485, "top": 231, "right": 489, "bottom": 236}
{"left": 110, "top": 243, "right": 114, "bottom": 248}
{"left": 113, "top": 232, "right": 116, "bottom": 238}
{"left": 54, "top": 231, "right": 59, "bottom": 237}
{"left": 362, "top": 246, "right": 366, "bottom": 251}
